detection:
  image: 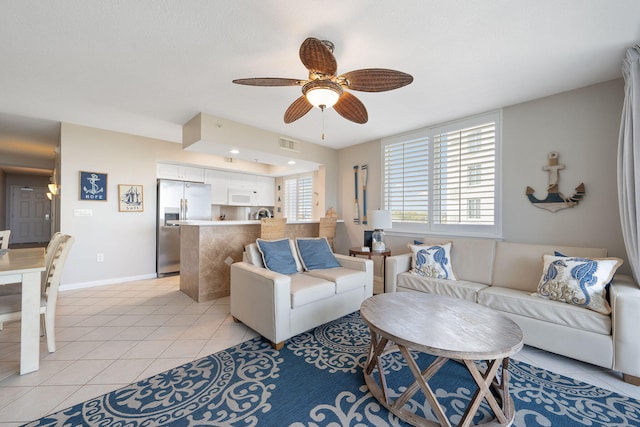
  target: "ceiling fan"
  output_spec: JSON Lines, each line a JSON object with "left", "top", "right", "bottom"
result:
{"left": 232, "top": 37, "right": 413, "bottom": 126}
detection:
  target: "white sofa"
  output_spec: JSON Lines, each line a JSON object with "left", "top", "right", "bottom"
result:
{"left": 386, "top": 237, "right": 640, "bottom": 384}
{"left": 230, "top": 240, "right": 373, "bottom": 349}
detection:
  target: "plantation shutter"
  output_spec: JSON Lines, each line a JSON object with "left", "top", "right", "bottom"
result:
{"left": 283, "top": 178, "right": 297, "bottom": 220}
{"left": 383, "top": 134, "right": 429, "bottom": 223}
{"left": 433, "top": 121, "right": 496, "bottom": 225}
{"left": 297, "top": 175, "right": 313, "bottom": 220}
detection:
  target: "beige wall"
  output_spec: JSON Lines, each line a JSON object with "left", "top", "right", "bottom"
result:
{"left": 337, "top": 79, "right": 628, "bottom": 273}
{"left": 59, "top": 122, "right": 340, "bottom": 287}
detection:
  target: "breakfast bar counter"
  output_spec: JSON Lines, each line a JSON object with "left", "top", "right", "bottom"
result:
{"left": 179, "top": 220, "right": 322, "bottom": 302}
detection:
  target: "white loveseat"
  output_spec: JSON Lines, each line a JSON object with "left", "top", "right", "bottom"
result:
{"left": 231, "top": 238, "right": 373, "bottom": 349}
{"left": 386, "top": 237, "right": 640, "bottom": 384}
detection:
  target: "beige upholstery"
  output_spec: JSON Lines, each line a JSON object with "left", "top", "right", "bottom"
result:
{"left": 386, "top": 238, "right": 640, "bottom": 382}
{"left": 318, "top": 217, "right": 337, "bottom": 251}
{"left": 231, "top": 241, "right": 373, "bottom": 349}
{"left": 0, "top": 230, "right": 10, "bottom": 250}
{"left": 0, "top": 235, "right": 74, "bottom": 352}
{"left": 260, "top": 218, "right": 287, "bottom": 240}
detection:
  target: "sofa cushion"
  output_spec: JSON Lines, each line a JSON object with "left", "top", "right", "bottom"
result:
{"left": 478, "top": 286, "right": 611, "bottom": 335}
{"left": 492, "top": 242, "right": 608, "bottom": 293}
{"left": 412, "top": 237, "right": 496, "bottom": 284}
{"left": 537, "top": 255, "right": 622, "bottom": 315}
{"left": 295, "top": 237, "right": 341, "bottom": 271}
{"left": 256, "top": 238, "right": 301, "bottom": 275}
{"left": 304, "top": 268, "right": 366, "bottom": 294}
{"left": 397, "top": 272, "right": 487, "bottom": 302}
{"left": 244, "top": 243, "right": 265, "bottom": 268}
{"left": 409, "top": 242, "right": 456, "bottom": 280}
{"left": 289, "top": 274, "right": 335, "bottom": 308}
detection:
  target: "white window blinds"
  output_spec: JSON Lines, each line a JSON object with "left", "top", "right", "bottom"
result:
{"left": 283, "top": 174, "right": 313, "bottom": 221}
{"left": 382, "top": 111, "right": 501, "bottom": 237}
{"left": 383, "top": 135, "right": 429, "bottom": 223}
{"left": 433, "top": 120, "right": 496, "bottom": 225}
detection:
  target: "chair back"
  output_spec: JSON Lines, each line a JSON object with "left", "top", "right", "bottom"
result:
{"left": 0, "top": 230, "right": 10, "bottom": 249}
{"left": 43, "top": 232, "right": 64, "bottom": 287}
{"left": 319, "top": 217, "right": 337, "bottom": 251}
{"left": 44, "top": 235, "right": 75, "bottom": 311}
{"left": 260, "top": 218, "right": 287, "bottom": 240}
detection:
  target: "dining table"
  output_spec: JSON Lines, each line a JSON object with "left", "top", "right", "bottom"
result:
{"left": 0, "top": 247, "right": 45, "bottom": 375}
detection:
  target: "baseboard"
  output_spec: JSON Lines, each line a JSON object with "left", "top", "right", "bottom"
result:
{"left": 60, "top": 273, "right": 158, "bottom": 292}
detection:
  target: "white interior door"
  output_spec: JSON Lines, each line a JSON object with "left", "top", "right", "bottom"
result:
{"left": 10, "top": 186, "right": 51, "bottom": 244}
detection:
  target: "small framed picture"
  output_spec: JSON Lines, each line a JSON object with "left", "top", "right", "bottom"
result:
{"left": 79, "top": 171, "right": 107, "bottom": 201}
{"left": 118, "top": 184, "right": 144, "bottom": 212}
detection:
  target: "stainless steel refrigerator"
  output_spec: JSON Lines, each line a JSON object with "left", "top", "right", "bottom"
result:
{"left": 156, "top": 179, "right": 211, "bottom": 276}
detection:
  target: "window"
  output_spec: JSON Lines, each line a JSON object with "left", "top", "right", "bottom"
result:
{"left": 283, "top": 174, "right": 313, "bottom": 221}
{"left": 382, "top": 111, "right": 501, "bottom": 237}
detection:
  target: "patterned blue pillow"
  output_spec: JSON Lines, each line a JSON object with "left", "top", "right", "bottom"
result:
{"left": 256, "top": 238, "right": 299, "bottom": 275}
{"left": 408, "top": 242, "right": 456, "bottom": 280}
{"left": 296, "top": 238, "right": 341, "bottom": 271}
{"left": 537, "top": 255, "right": 622, "bottom": 315}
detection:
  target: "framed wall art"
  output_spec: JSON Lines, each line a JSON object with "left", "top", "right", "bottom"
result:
{"left": 118, "top": 184, "right": 144, "bottom": 212}
{"left": 79, "top": 171, "right": 107, "bottom": 201}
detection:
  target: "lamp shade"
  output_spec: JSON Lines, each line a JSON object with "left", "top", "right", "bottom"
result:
{"left": 369, "top": 210, "right": 392, "bottom": 230}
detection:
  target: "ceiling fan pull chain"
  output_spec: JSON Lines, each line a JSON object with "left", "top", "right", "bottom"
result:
{"left": 321, "top": 105, "right": 326, "bottom": 140}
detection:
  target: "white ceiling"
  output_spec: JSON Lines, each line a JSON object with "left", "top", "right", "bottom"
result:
{"left": 0, "top": 0, "right": 639, "bottom": 166}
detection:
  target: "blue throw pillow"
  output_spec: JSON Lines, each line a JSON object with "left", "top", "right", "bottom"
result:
{"left": 256, "top": 238, "right": 298, "bottom": 275}
{"left": 296, "top": 238, "right": 341, "bottom": 271}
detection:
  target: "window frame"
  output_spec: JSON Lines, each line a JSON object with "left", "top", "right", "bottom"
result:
{"left": 381, "top": 111, "right": 502, "bottom": 238}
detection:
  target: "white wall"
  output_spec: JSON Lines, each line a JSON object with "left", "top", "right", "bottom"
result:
{"left": 337, "top": 79, "right": 629, "bottom": 273}
{"left": 59, "top": 123, "right": 339, "bottom": 287}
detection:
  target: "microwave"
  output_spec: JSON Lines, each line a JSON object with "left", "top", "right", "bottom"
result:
{"left": 228, "top": 189, "right": 255, "bottom": 206}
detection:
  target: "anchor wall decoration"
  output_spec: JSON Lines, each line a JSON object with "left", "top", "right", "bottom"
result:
{"left": 526, "top": 151, "right": 585, "bottom": 213}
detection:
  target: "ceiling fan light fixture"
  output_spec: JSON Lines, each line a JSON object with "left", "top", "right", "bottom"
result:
{"left": 303, "top": 80, "right": 343, "bottom": 109}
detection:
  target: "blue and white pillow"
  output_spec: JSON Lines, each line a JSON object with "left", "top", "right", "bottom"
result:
{"left": 295, "top": 237, "right": 341, "bottom": 271}
{"left": 256, "top": 238, "right": 300, "bottom": 275}
{"left": 409, "top": 242, "right": 456, "bottom": 280}
{"left": 537, "top": 254, "right": 622, "bottom": 315}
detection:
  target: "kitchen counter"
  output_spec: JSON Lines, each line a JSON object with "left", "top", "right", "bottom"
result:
{"left": 169, "top": 219, "right": 331, "bottom": 226}
{"left": 179, "top": 219, "right": 340, "bottom": 302}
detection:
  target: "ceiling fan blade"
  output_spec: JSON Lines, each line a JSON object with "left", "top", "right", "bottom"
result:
{"left": 340, "top": 68, "right": 413, "bottom": 92}
{"left": 299, "top": 37, "right": 337, "bottom": 77}
{"left": 284, "top": 96, "right": 313, "bottom": 123}
{"left": 232, "top": 78, "right": 301, "bottom": 87}
{"left": 334, "top": 92, "right": 368, "bottom": 124}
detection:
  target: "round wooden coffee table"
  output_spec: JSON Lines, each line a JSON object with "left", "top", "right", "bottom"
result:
{"left": 360, "top": 292, "right": 523, "bottom": 427}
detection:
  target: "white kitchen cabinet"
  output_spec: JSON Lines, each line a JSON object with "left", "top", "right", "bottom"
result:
{"left": 204, "top": 169, "right": 228, "bottom": 204}
{"left": 157, "top": 163, "right": 204, "bottom": 182}
{"left": 255, "top": 176, "right": 275, "bottom": 206}
{"left": 227, "top": 172, "right": 257, "bottom": 191}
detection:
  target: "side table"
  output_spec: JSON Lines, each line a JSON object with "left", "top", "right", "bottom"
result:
{"left": 349, "top": 247, "right": 391, "bottom": 292}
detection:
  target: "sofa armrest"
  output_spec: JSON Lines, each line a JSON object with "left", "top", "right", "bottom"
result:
{"left": 385, "top": 253, "right": 412, "bottom": 292}
{"left": 334, "top": 254, "right": 373, "bottom": 273}
{"left": 230, "top": 262, "right": 292, "bottom": 344}
{"left": 334, "top": 254, "right": 374, "bottom": 296}
{"left": 610, "top": 274, "right": 640, "bottom": 377}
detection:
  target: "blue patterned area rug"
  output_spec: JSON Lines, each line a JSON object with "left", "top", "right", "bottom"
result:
{"left": 26, "top": 312, "right": 640, "bottom": 427}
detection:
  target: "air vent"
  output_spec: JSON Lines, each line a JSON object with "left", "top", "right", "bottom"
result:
{"left": 279, "top": 137, "right": 300, "bottom": 152}
{"left": 224, "top": 157, "right": 236, "bottom": 163}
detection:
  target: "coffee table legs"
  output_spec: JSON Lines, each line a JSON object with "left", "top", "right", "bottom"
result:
{"left": 364, "top": 331, "right": 515, "bottom": 427}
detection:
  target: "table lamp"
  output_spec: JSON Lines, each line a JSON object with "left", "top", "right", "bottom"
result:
{"left": 369, "top": 210, "right": 392, "bottom": 251}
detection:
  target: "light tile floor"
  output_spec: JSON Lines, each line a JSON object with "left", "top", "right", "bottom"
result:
{"left": 0, "top": 276, "right": 638, "bottom": 426}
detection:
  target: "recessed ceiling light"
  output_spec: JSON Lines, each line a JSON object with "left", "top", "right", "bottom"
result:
{"left": 229, "top": 149, "right": 239, "bottom": 154}
{"left": 288, "top": 160, "right": 296, "bottom": 165}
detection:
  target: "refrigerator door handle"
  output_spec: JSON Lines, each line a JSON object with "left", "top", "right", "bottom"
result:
{"left": 179, "top": 198, "right": 184, "bottom": 220}
{"left": 184, "top": 198, "right": 188, "bottom": 218}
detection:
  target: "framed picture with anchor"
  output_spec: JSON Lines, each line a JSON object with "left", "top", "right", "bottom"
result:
{"left": 79, "top": 171, "right": 108, "bottom": 201}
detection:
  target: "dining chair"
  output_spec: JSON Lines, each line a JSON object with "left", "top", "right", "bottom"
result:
{"left": 260, "top": 218, "right": 287, "bottom": 240}
{"left": 0, "top": 232, "right": 64, "bottom": 298}
{"left": 0, "top": 230, "right": 10, "bottom": 250}
{"left": 319, "top": 217, "right": 337, "bottom": 251}
{"left": 0, "top": 234, "right": 74, "bottom": 352}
